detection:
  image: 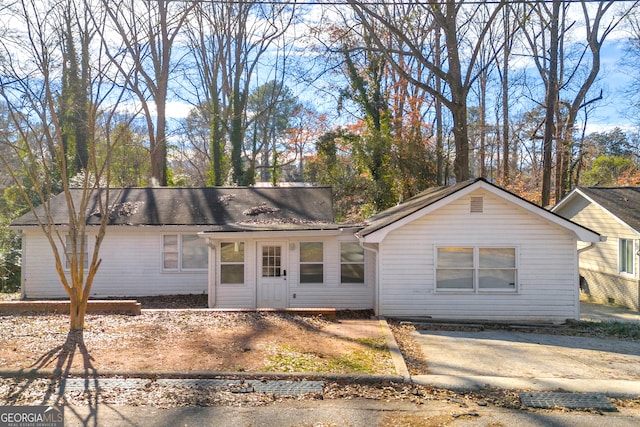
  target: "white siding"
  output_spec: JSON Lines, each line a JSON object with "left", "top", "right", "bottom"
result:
{"left": 555, "top": 194, "right": 640, "bottom": 310}
{"left": 208, "top": 236, "right": 374, "bottom": 309}
{"left": 209, "top": 240, "right": 256, "bottom": 309}
{"left": 22, "top": 228, "right": 208, "bottom": 298}
{"left": 377, "top": 189, "right": 580, "bottom": 322}
{"left": 555, "top": 197, "right": 638, "bottom": 277}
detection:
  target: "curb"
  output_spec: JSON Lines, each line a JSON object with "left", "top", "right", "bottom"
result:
{"left": 0, "top": 369, "right": 404, "bottom": 385}
{"left": 378, "top": 317, "right": 411, "bottom": 382}
{"left": 411, "top": 374, "right": 640, "bottom": 398}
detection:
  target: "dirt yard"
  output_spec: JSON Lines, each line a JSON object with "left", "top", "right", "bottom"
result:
{"left": 0, "top": 309, "right": 397, "bottom": 375}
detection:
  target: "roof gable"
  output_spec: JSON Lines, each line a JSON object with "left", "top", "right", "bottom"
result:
{"left": 357, "top": 179, "right": 478, "bottom": 238}
{"left": 11, "top": 187, "right": 335, "bottom": 230}
{"left": 554, "top": 186, "right": 640, "bottom": 234}
{"left": 358, "top": 178, "right": 601, "bottom": 243}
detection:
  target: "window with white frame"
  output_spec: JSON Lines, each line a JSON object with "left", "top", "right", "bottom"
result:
{"left": 436, "top": 246, "right": 517, "bottom": 291}
{"left": 340, "top": 242, "right": 365, "bottom": 284}
{"left": 620, "top": 239, "right": 635, "bottom": 275}
{"left": 300, "top": 242, "right": 323, "bottom": 283}
{"left": 220, "top": 242, "right": 245, "bottom": 284}
{"left": 163, "top": 234, "right": 208, "bottom": 271}
{"left": 65, "top": 235, "right": 88, "bottom": 270}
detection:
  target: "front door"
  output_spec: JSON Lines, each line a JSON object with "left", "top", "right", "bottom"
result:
{"left": 257, "top": 242, "right": 288, "bottom": 309}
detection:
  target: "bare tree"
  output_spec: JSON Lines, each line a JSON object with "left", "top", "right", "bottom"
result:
{"left": 100, "top": 0, "right": 194, "bottom": 186}
{"left": 346, "top": 0, "right": 507, "bottom": 182}
{"left": 518, "top": 0, "right": 637, "bottom": 205}
{"left": 183, "top": 0, "right": 296, "bottom": 185}
{"left": 0, "top": 0, "right": 128, "bottom": 330}
{"left": 555, "top": 1, "right": 637, "bottom": 200}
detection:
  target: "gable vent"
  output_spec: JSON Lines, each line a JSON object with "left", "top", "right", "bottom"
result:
{"left": 470, "top": 196, "right": 484, "bottom": 213}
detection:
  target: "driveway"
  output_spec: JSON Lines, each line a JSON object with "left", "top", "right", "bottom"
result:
{"left": 580, "top": 301, "right": 640, "bottom": 323}
{"left": 409, "top": 303, "right": 640, "bottom": 395}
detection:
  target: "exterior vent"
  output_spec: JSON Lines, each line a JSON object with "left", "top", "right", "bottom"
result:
{"left": 470, "top": 196, "right": 483, "bottom": 213}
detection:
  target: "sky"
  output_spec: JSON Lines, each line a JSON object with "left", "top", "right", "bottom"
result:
{"left": 5, "top": 1, "right": 637, "bottom": 138}
{"left": 156, "top": 4, "right": 640, "bottom": 138}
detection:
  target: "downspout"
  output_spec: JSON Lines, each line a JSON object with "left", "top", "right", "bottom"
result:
{"left": 636, "top": 239, "right": 640, "bottom": 281}
{"left": 574, "top": 237, "right": 606, "bottom": 320}
{"left": 20, "top": 232, "right": 26, "bottom": 299}
{"left": 577, "top": 241, "right": 596, "bottom": 255}
{"left": 358, "top": 238, "right": 380, "bottom": 316}
{"left": 206, "top": 238, "right": 216, "bottom": 308}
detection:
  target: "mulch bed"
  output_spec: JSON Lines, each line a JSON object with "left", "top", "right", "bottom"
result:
{"left": 133, "top": 294, "right": 208, "bottom": 309}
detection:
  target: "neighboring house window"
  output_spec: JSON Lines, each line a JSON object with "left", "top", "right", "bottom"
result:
{"left": 163, "top": 234, "right": 208, "bottom": 271}
{"left": 220, "top": 242, "right": 245, "bottom": 284}
{"left": 340, "top": 242, "right": 365, "bottom": 284}
{"left": 300, "top": 242, "right": 323, "bottom": 283}
{"left": 620, "top": 239, "right": 635, "bottom": 275}
{"left": 436, "top": 247, "right": 517, "bottom": 292}
{"left": 65, "top": 235, "right": 88, "bottom": 270}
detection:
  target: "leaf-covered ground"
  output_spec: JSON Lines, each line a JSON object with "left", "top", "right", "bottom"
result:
{"left": 0, "top": 311, "right": 395, "bottom": 375}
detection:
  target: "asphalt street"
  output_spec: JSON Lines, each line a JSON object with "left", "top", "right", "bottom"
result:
{"left": 62, "top": 398, "right": 640, "bottom": 427}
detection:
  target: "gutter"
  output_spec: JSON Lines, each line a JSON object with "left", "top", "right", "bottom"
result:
{"left": 577, "top": 235, "right": 607, "bottom": 255}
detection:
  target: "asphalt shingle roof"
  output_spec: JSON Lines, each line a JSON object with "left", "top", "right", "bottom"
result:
{"left": 11, "top": 186, "right": 337, "bottom": 230}
{"left": 578, "top": 186, "right": 640, "bottom": 232}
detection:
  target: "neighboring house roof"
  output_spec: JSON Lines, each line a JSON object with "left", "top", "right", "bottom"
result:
{"left": 11, "top": 187, "right": 338, "bottom": 231}
{"left": 555, "top": 186, "right": 640, "bottom": 233}
{"left": 580, "top": 187, "right": 640, "bottom": 233}
{"left": 357, "top": 177, "right": 601, "bottom": 243}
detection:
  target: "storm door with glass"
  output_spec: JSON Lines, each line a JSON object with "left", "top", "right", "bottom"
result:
{"left": 257, "top": 242, "right": 287, "bottom": 308}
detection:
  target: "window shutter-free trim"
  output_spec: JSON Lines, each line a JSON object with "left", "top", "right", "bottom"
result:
{"left": 300, "top": 242, "right": 324, "bottom": 284}
{"left": 163, "top": 234, "right": 208, "bottom": 271}
{"left": 436, "top": 246, "right": 518, "bottom": 292}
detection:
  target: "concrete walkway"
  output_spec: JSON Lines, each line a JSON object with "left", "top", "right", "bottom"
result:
{"left": 580, "top": 301, "right": 640, "bottom": 323}
{"left": 407, "top": 302, "right": 640, "bottom": 396}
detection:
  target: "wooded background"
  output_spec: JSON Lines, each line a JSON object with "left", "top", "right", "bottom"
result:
{"left": 2, "top": 0, "right": 640, "bottom": 294}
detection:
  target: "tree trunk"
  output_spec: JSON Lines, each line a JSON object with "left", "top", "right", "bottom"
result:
{"left": 153, "top": 99, "right": 168, "bottom": 186}
{"left": 479, "top": 73, "right": 487, "bottom": 178}
{"left": 541, "top": 0, "right": 560, "bottom": 207}
{"left": 435, "top": 28, "right": 444, "bottom": 186}
{"left": 451, "top": 100, "right": 470, "bottom": 182}
{"left": 501, "top": 7, "right": 510, "bottom": 184}
{"left": 230, "top": 83, "right": 245, "bottom": 185}
{"left": 209, "top": 96, "right": 224, "bottom": 186}
{"left": 69, "top": 295, "right": 87, "bottom": 331}
{"left": 441, "top": 3, "right": 470, "bottom": 182}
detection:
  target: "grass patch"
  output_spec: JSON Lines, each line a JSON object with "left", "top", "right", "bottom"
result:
{"left": 265, "top": 338, "right": 395, "bottom": 374}
{"left": 566, "top": 320, "right": 640, "bottom": 341}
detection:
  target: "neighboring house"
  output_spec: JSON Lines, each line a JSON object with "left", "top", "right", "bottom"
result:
{"left": 11, "top": 179, "right": 601, "bottom": 322}
{"left": 553, "top": 187, "right": 640, "bottom": 311}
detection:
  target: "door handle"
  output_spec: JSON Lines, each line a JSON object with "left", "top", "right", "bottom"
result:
{"left": 283, "top": 269, "right": 287, "bottom": 277}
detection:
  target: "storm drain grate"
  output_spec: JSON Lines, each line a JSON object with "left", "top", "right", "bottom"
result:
{"left": 60, "top": 378, "right": 323, "bottom": 396}
{"left": 519, "top": 392, "right": 617, "bottom": 411}
{"left": 157, "top": 379, "right": 323, "bottom": 395}
{"left": 60, "top": 378, "right": 150, "bottom": 391}
{"left": 248, "top": 380, "right": 323, "bottom": 395}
